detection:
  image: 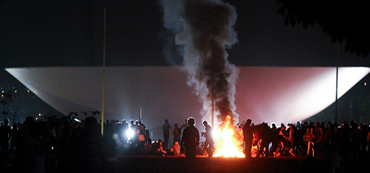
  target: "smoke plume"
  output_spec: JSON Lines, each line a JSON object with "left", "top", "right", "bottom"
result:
{"left": 161, "top": 0, "right": 239, "bottom": 126}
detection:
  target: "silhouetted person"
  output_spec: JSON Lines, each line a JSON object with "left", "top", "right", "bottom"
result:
{"left": 24, "top": 121, "right": 49, "bottom": 172}
{"left": 162, "top": 119, "right": 171, "bottom": 150}
{"left": 181, "top": 117, "right": 199, "bottom": 172}
{"left": 202, "top": 121, "right": 214, "bottom": 157}
{"left": 359, "top": 124, "right": 368, "bottom": 159}
{"left": 270, "top": 123, "right": 279, "bottom": 155}
{"left": 130, "top": 120, "right": 138, "bottom": 146}
{"left": 171, "top": 140, "right": 181, "bottom": 156}
{"left": 180, "top": 119, "right": 188, "bottom": 154}
{"left": 258, "top": 122, "right": 271, "bottom": 158}
{"left": 10, "top": 123, "right": 18, "bottom": 152}
{"left": 303, "top": 127, "right": 316, "bottom": 157}
{"left": 316, "top": 126, "right": 324, "bottom": 157}
{"left": 0, "top": 118, "right": 12, "bottom": 166}
{"left": 243, "top": 119, "right": 253, "bottom": 158}
{"left": 156, "top": 140, "right": 167, "bottom": 156}
{"left": 340, "top": 122, "right": 350, "bottom": 160}
{"left": 173, "top": 124, "right": 181, "bottom": 144}
{"left": 77, "top": 117, "right": 104, "bottom": 173}
{"left": 59, "top": 120, "right": 74, "bottom": 172}
{"left": 137, "top": 124, "right": 147, "bottom": 153}
{"left": 180, "top": 119, "right": 188, "bottom": 132}
{"left": 323, "top": 122, "right": 333, "bottom": 155}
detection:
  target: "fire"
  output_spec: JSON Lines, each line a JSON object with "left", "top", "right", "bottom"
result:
{"left": 213, "top": 115, "right": 245, "bottom": 157}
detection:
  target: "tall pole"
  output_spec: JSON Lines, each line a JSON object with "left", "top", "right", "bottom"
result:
{"left": 212, "top": 92, "right": 214, "bottom": 128}
{"left": 101, "top": 8, "right": 106, "bottom": 136}
{"left": 335, "top": 41, "right": 339, "bottom": 124}
{"left": 212, "top": 73, "right": 215, "bottom": 128}
{"left": 139, "top": 108, "right": 142, "bottom": 121}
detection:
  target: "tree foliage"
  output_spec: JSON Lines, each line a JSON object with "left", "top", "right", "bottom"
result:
{"left": 1, "top": 90, "right": 15, "bottom": 118}
{"left": 277, "top": 0, "right": 370, "bottom": 57}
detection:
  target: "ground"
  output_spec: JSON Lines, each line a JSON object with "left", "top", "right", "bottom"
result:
{"left": 105, "top": 155, "right": 364, "bottom": 173}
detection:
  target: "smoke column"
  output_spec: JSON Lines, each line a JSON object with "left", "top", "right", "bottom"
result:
{"left": 161, "top": 0, "right": 239, "bottom": 126}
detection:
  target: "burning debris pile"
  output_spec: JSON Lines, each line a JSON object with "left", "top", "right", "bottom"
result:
{"left": 161, "top": 0, "right": 242, "bottom": 157}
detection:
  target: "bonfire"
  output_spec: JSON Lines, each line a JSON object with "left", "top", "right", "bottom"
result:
{"left": 213, "top": 115, "right": 244, "bottom": 157}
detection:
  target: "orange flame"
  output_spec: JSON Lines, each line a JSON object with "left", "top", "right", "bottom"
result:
{"left": 213, "top": 115, "right": 245, "bottom": 157}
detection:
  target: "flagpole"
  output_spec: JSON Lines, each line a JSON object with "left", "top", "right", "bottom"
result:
{"left": 335, "top": 41, "right": 339, "bottom": 124}
{"left": 101, "top": 8, "right": 106, "bottom": 136}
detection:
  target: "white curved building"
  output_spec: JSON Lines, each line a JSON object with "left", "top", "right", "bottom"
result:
{"left": 6, "top": 66, "right": 369, "bottom": 139}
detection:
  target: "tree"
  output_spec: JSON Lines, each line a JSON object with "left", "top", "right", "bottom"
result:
{"left": 12, "top": 100, "right": 23, "bottom": 125}
{"left": 1, "top": 90, "right": 15, "bottom": 119}
{"left": 277, "top": 0, "right": 370, "bottom": 57}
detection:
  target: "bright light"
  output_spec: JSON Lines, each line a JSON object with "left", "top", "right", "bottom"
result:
{"left": 126, "top": 129, "right": 134, "bottom": 140}
{"left": 74, "top": 118, "right": 81, "bottom": 123}
{"left": 266, "top": 67, "right": 370, "bottom": 123}
{"left": 213, "top": 116, "right": 245, "bottom": 158}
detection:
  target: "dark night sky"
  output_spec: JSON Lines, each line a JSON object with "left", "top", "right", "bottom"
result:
{"left": 1, "top": 0, "right": 370, "bottom": 118}
{"left": 2, "top": 0, "right": 370, "bottom": 69}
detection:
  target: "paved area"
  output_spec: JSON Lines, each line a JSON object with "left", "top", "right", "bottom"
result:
{"left": 110, "top": 155, "right": 323, "bottom": 173}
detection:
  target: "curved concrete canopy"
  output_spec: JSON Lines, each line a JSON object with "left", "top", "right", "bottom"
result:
{"left": 5, "top": 66, "right": 370, "bottom": 139}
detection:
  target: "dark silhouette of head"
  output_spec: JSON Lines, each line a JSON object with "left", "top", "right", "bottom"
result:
{"left": 3, "top": 118, "right": 9, "bottom": 126}
{"left": 85, "top": 117, "right": 97, "bottom": 129}
{"left": 245, "top": 119, "right": 251, "bottom": 127}
{"left": 187, "top": 118, "right": 195, "bottom": 126}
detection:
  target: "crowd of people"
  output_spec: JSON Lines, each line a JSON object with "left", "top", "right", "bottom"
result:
{"left": 243, "top": 120, "right": 370, "bottom": 161}
{"left": 0, "top": 115, "right": 370, "bottom": 172}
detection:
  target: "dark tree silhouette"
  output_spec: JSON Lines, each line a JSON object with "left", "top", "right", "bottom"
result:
{"left": 277, "top": 0, "right": 370, "bottom": 57}
{"left": 12, "top": 100, "right": 23, "bottom": 125}
{"left": 1, "top": 90, "right": 15, "bottom": 119}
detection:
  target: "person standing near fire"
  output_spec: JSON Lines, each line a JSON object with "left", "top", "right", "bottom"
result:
{"left": 173, "top": 124, "right": 181, "bottom": 144}
{"left": 181, "top": 117, "right": 199, "bottom": 172}
{"left": 243, "top": 119, "right": 253, "bottom": 158}
{"left": 162, "top": 119, "right": 171, "bottom": 150}
{"left": 180, "top": 119, "right": 188, "bottom": 154}
{"left": 202, "top": 121, "right": 214, "bottom": 157}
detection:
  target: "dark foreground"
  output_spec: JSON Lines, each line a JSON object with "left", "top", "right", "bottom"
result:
{"left": 3, "top": 155, "right": 370, "bottom": 172}
{"left": 103, "top": 155, "right": 369, "bottom": 173}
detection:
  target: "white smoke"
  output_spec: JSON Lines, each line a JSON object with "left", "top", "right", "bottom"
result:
{"left": 161, "top": 0, "right": 239, "bottom": 127}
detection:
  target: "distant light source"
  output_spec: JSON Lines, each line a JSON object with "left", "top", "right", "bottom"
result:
{"left": 126, "top": 129, "right": 134, "bottom": 140}
{"left": 39, "top": 113, "right": 41, "bottom": 116}
{"left": 364, "top": 82, "right": 367, "bottom": 86}
{"left": 74, "top": 118, "right": 81, "bottom": 123}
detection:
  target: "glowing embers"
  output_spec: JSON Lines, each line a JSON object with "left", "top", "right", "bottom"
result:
{"left": 213, "top": 116, "right": 245, "bottom": 157}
